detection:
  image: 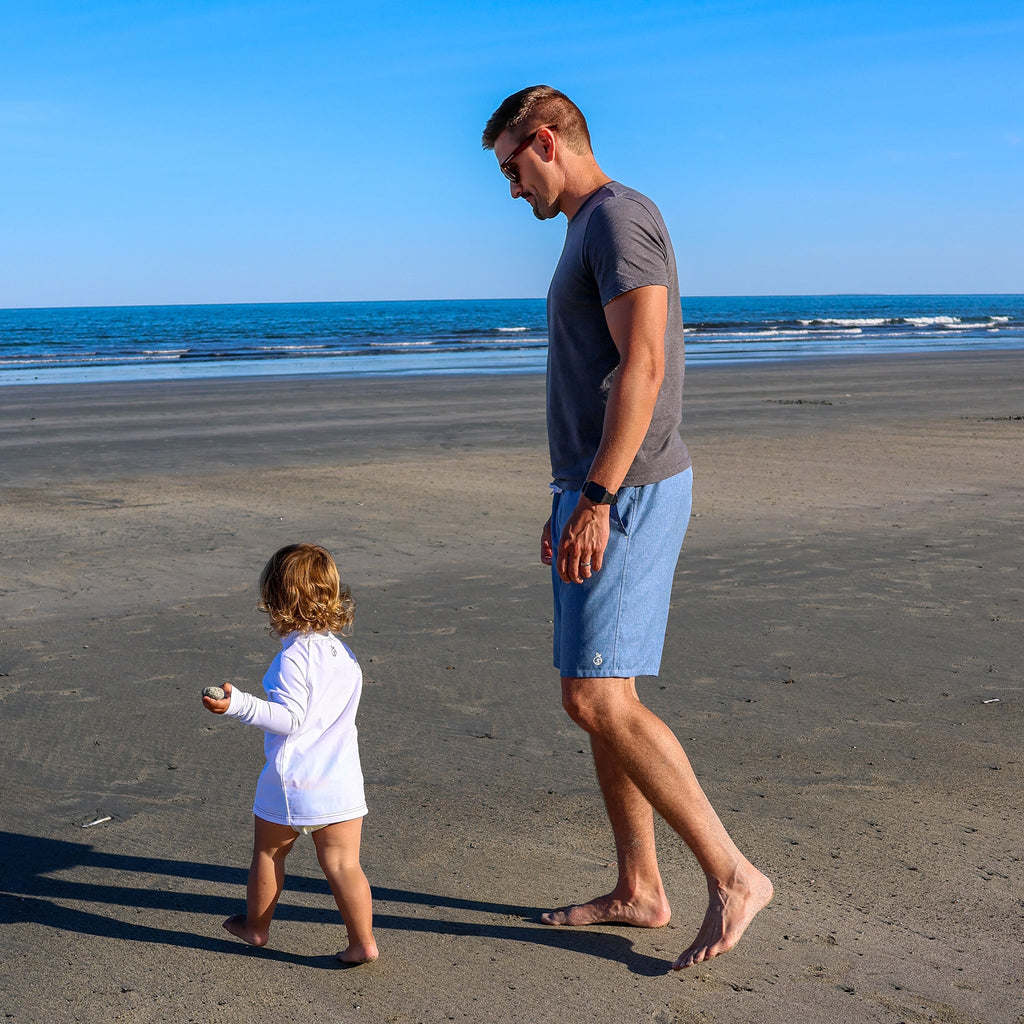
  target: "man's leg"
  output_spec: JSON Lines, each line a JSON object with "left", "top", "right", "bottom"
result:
{"left": 547, "top": 675, "right": 773, "bottom": 969}
{"left": 541, "top": 680, "right": 670, "bottom": 927}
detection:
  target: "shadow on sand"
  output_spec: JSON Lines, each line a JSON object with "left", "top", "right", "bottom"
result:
{"left": 0, "top": 831, "right": 670, "bottom": 975}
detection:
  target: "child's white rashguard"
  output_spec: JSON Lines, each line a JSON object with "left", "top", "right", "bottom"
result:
{"left": 225, "top": 631, "right": 367, "bottom": 827}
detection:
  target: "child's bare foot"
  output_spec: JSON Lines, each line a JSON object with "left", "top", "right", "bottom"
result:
{"left": 336, "top": 941, "right": 378, "bottom": 966}
{"left": 223, "top": 914, "right": 269, "bottom": 948}
{"left": 672, "top": 869, "right": 773, "bottom": 969}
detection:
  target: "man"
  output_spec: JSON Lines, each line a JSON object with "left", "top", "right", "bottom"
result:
{"left": 482, "top": 86, "right": 772, "bottom": 970}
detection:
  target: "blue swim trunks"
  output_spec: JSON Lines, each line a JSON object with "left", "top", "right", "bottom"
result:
{"left": 551, "top": 468, "right": 692, "bottom": 679}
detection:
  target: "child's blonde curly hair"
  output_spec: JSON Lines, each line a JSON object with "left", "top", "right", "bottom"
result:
{"left": 257, "top": 543, "right": 354, "bottom": 637}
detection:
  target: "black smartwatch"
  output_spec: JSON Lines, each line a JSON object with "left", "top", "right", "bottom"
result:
{"left": 581, "top": 480, "right": 618, "bottom": 505}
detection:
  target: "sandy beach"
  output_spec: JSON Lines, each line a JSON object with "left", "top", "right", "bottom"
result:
{"left": 1, "top": 352, "right": 1021, "bottom": 1024}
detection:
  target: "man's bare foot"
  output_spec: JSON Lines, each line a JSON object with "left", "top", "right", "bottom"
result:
{"left": 336, "top": 942, "right": 379, "bottom": 966}
{"left": 540, "top": 891, "right": 671, "bottom": 928}
{"left": 222, "top": 914, "right": 269, "bottom": 948}
{"left": 672, "top": 869, "right": 773, "bottom": 970}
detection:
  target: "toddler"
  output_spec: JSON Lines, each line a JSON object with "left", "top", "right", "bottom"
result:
{"left": 203, "top": 542, "right": 377, "bottom": 965}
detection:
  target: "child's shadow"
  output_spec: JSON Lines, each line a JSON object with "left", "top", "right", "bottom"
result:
{"left": 0, "top": 831, "right": 668, "bottom": 976}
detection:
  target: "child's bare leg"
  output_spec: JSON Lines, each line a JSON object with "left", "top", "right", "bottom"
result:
{"left": 224, "top": 816, "right": 298, "bottom": 947}
{"left": 312, "top": 818, "right": 378, "bottom": 964}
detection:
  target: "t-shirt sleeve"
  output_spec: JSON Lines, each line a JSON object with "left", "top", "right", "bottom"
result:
{"left": 583, "top": 197, "right": 670, "bottom": 307}
{"left": 223, "top": 647, "right": 309, "bottom": 735}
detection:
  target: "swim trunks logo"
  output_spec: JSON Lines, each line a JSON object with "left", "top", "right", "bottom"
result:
{"left": 593, "top": 652, "right": 603, "bottom": 666}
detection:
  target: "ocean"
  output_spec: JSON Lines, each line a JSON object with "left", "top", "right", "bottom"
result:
{"left": 1, "top": 294, "right": 1022, "bottom": 387}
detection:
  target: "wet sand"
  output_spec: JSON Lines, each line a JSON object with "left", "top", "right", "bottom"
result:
{"left": 1, "top": 353, "right": 1021, "bottom": 1023}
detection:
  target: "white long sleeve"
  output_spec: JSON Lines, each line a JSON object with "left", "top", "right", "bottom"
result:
{"left": 224, "top": 684, "right": 302, "bottom": 735}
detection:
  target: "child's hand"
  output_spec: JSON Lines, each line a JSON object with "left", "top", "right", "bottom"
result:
{"left": 202, "top": 683, "right": 233, "bottom": 714}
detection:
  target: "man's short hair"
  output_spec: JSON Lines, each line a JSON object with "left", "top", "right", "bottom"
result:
{"left": 481, "top": 85, "right": 592, "bottom": 155}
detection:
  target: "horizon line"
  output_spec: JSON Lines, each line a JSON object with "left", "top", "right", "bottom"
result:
{"left": 4, "top": 292, "right": 1023, "bottom": 314}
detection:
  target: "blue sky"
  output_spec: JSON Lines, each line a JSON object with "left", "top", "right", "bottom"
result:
{"left": 2, "top": 0, "right": 1021, "bottom": 307}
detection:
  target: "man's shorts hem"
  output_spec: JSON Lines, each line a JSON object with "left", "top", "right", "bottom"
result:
{"left": 555, "top": 665, "right": 666, "bottom": 680}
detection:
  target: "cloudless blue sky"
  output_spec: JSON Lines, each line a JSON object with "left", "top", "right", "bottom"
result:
{"left": 2, "top": 0, "right": 1021, "bottom": 307}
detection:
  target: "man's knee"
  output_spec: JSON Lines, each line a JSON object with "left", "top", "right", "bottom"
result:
{"left": 560, "top": 677, "right": 630, "bottom": 734}
{"left": 561, "top": 687, "right": 595, "bottom": 731}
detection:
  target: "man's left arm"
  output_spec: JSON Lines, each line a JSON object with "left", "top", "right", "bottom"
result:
{"left": 556, "top": 284, "right": 668, "bottom": 583}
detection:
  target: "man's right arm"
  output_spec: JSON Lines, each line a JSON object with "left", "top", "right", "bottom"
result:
{"left": 554, "top": 284, "right": 668, "bottom": 584}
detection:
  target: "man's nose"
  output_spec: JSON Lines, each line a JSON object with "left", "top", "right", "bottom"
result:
{"left": 510, "top": 180, "right": 523, "bottom": 198}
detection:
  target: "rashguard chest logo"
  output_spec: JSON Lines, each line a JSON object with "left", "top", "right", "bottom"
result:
{"left": 593, "top": 652, "right": 604, "bottom": 666}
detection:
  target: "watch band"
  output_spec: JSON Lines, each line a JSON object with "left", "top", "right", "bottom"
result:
{"left": 581, "top": 480, "right": 618, "bottom": 505}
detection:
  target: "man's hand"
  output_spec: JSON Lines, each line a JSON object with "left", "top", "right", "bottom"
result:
{"left": 541, "top": 517, "right": 554, "bottom": 565}
{"left": 556, "top": 499, "right": 610, "bottom": 583}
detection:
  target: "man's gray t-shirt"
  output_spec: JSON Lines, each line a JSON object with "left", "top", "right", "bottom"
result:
{"left": 546, "top": 181, "right": 691, "bottom": 489}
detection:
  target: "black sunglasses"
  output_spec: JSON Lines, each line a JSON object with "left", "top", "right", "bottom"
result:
{"left": 499, "top": 126, "right": 554, "bottom": 183}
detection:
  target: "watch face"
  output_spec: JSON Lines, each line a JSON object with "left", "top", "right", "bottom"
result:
{"left": 583, "top": 481, "right": 616, "bottom": 504}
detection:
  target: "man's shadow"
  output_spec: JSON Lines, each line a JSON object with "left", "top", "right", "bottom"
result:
{"left": 0, "top": 830, "right": 669, "bottom": 975}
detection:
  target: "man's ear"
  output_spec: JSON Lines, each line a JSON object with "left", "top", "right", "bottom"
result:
{"left": 536, "top": 125, "right": 557, "bottom": 163}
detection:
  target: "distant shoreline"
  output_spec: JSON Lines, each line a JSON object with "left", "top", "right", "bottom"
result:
{"left": 3, "top": 294, "right": 1021, "bottom": 387}
{"left": 3, "top": 339, "right": 1023, "bottom": 389}
{"left": 3, "top": 347, "right": 1022, "bottom": 409}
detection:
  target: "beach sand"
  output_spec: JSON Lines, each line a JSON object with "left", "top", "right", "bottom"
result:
{"left": 1, "top": 353, "right": 1021, "bottom": 1024}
